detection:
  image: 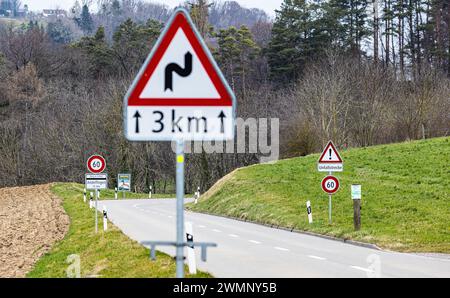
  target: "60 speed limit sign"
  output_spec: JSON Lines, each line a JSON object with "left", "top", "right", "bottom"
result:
{"left": 87, "top": 155, "right": 106, "bottom": 174}
{"left": 321, "top": 176, "right": 340, "bottom": 194}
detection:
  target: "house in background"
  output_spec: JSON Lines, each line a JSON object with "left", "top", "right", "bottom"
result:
{"left": 42, "top": 9, "right": 67, "bottom": 18}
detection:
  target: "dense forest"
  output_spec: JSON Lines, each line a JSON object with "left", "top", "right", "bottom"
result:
{"left": 0, "top": 0, "right": 448, "bottom": 192}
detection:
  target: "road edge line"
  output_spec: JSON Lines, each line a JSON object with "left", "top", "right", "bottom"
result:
{"left": 187, "top": 209, "right": 382, "bottom": 251}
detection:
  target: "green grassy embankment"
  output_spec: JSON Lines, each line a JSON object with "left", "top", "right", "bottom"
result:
{"left": 28, "top": 183, "right": 210, "bottom": 277}
{"left": 189, "top": 137, "right": 450, "bottom": 253}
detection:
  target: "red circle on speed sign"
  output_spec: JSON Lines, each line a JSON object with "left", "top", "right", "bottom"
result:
{"left": 87, "top": 155, "right": 106, "bottom": 174}
{"left": 321, "top": 176, "right": 340, "bottom": 194}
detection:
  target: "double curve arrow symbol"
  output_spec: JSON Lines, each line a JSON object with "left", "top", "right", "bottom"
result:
{"left": 165, "top": 52, "right": 193, "bottom": 91}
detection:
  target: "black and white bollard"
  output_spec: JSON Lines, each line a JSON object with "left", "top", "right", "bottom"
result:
{"left": 89, "top": 192, "right": 93, "bottom": 209}
{"left": 83, "top": 188, "right": 87, "bottom": 203}
{"left": 306, "top": 201, "right": 313, "bottom": 224}
{"left": 195, "top": 187, "right": 200, "bottom": 204}
{"left": 185, "top": 222, "right": 197, "bottom": 274}
{"left": 149, "top": 186, "right": 152, "bottom": 199}
{"left": 114, "top": 187, "right": 118, "bottom": 200}
{"left": 103, "top": 206, "right": 108, "bottom": 231}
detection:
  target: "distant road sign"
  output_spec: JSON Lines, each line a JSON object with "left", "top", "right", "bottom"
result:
{"left": 351, "top": 185, "right": 362, "bottom": 200}
{"left": 318, "top": 141, "right": 343, "bottom": 172}
{"left": 321, "top": 176, "right": 340, "bottom": 194}
{"left": 118, "top": 174, "right": 131, "bottom": 192}
{"left": 87, "top": 155, "right": 106, "bottom": 174}
{"left": 85, "top": 173, "right": 108, "bottom": 190}
{"left": 124, "top": 8, "right": 236, "bottom": 141}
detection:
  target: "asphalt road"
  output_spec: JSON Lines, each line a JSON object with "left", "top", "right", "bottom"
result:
{"left": 97, "top": 199, "right": 450, "bottom": 278}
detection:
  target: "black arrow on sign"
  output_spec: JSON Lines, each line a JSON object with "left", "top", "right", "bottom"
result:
{"left": 134, "top": 111, "right": 141, "bottom": 134}
{"left": 218, "top": 111, "right": 226, "bottom": 133}
{"left": 165, "top": 52, "right": 193, "bottom": 91}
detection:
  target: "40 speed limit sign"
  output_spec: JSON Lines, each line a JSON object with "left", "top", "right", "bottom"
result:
{"left": 87, "top": 155, "right": 106, "bottom": 174}
{"left": 321, "top": 176, "right": 340, "bottom": 194}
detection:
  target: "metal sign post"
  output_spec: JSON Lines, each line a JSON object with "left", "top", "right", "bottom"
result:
{"left": 318, "top": 141, "right": 343, "bottom": 225}
{"left": 95, "top": 189, "right": 98, "bottom": 233}
{"left": 176, "top": 139, "right": 185, "bottom": 278}
{"left": 329, "top": 171, "right": 332, "bottom": 224}
{"left": 123, "top": 8, "right": 235, "bottom": 278}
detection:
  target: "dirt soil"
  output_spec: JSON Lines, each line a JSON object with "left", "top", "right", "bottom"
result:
{"left": 0, "top": 184, "right": 69, "bottom": 277}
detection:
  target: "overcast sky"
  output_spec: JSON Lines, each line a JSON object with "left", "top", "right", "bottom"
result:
{"left": 26, "top": 0, "right": 282, "bottom": 16}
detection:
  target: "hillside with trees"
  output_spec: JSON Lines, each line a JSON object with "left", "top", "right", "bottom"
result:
{"left": 0, "top": 0, "right": 448, "bottom": 193}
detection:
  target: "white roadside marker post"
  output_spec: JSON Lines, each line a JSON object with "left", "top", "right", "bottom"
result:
{"left": 98, "top": 189, "right": 100, "bottom": 200}
{"left": 149, "top": 186, "right": 152, "bottom": 199}
{"left": 103, "top": 206, "right": 108, "bottom": 231}
{"left": 185, "top": 222, "right": 197, "bottom": 274}
{"left": 83, "top": 188, "right": 87, "bottom": 203}
{"left": 89, "top": 192, "right": 93, "bottom": 209}
{"left": 115, "top": 187, "right": 118, "bottom": 200}
{"left": 306, "top": 201, "right": 313, "bottom": 224}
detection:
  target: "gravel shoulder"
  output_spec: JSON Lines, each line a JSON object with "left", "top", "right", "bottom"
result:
{"left": 0, "top": 184, "right": 69, "bottom": 277}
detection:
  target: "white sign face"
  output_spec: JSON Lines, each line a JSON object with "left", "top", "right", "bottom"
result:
{"left": 318, "top": 141, "right": 343, "bottom": 172}
{"left": 351, "top": 185, "right": 362, "bottom": 200}
{"left": 85, "top": 173, "right": 108, "bottom": 190}
{"left": 118, "top": 174, "right": 131, "bottom": 192}
{"left": 124, "top": 9, "right": 236, "bottom": 141}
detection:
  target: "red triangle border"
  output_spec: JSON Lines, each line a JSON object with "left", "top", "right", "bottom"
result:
{"left": 318, "top": 141, "right": 343, "bottom": 163}
{"left": 127, "top": 11, "right": 233, "bottom": 107}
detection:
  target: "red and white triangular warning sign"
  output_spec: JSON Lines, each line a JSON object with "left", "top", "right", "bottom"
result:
{"left": 124, "top": 8, "right": 236, "bottom": 141}
{"left": 318, "top": 141, "right": 344, "bottom": 172}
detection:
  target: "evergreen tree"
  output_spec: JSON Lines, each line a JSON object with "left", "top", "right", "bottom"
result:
{"left": 47, "top": 19, "right": 73, "bottom": 44}
{"left": 267, "top": 0, "right": 331, "bottom": 83}
{"left": 112, "top": 18, "right": 162, "bottom": 75}
{"left": 215, "top": 26, "right": 259, "bottom": 96}
{"left": 76, "top": 4, "right": 94, "bottom": 35}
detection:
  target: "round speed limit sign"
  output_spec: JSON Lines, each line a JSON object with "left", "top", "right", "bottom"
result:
{"left": 321, "top": 176, "right": 340, "bottom": 194}
{"left": 87, "top": 155, "right": 106, "bottom": 174}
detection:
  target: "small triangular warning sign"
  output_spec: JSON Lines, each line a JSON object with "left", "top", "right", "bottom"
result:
{"left": 318, "top": 141, "right": 343, "bottom": 163}
{"left": 126, "top": 9, "right": 233, "bottom": 107}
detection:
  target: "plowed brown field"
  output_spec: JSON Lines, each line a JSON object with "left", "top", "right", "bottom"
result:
{"left": 0, "top": 184, "right": 69, "bottom": 277}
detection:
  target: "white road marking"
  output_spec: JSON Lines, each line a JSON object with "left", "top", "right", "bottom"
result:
{"left": 212, "top": 229, "right": 222, "bottom": 233}
{"left": 249, "top": 240, "right": 261, "bottom": 244}
{"left": 228, "top": 234, "right": 239, "bottom": 238}
{"left": 351, "top": 266, "right": 374, "bottom": 273}
{"left": 274, "top": 247, "right": 290, "bottom": 252}
{"left": 168, "top": 215, "right": 173, "bottom": 218}
{"left": 198, "top": 225, "right": 206, "bottom": 228}
{"left": 308, "top": 255, "right": 326, "bottom": 261}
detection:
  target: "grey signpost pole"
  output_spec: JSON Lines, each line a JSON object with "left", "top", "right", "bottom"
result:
{"left": 176, "top": 139, "right": 185, "bottom": 278}
{"left": 95, "top": 189, "right": 98, "bottom": 233}
{"left": 329, "top": 171, "right": 332, "bottom": 224}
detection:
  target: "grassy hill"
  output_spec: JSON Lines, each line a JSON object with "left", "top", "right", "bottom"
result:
{"left": 189, "top": 137, "right": 450, "bottom": 253}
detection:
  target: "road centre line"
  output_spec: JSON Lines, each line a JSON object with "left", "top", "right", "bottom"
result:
{"left": 274, "top": 247, "right": 290, "bottom": 252}
{"left": 308, "top": 255, "right": 326, "bottom": 261}
{"left": 351, "top": 266, "right": 374, "bottom": 273}
{"left": 249, "top": 240, "right": 261, "bottom": 244}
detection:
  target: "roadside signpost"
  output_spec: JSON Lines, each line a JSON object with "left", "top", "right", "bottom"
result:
{"left": 318, "top": 141, "right": 343, "bottom": 172}
{"left": 118, "top": 173, "right": 131, "bottom": 199}
{"left": 86, "top": 155, "right": 107, "bottom": 233}
{"left": 318, "top": 141, "right": 343, "bottom": 224}
{"left": 352, "top": 185, "right": 362, "bottom": 230}
{"left": 124, "top": 8, "right": 230, "bottom": 278}
{"left": 321, "top": 176, "right": 340, "bottom": 194}
{"left": 87, "top": 155, "right": 106, "bottom": 174}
